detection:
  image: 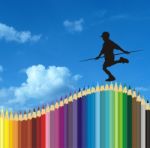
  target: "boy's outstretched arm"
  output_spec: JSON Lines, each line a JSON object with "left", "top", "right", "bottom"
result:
{"left": 95, "top": 49, "right": 104, "bottom": 60}
{"left": 115, "top": 43, "right": 130, "bottom": 54}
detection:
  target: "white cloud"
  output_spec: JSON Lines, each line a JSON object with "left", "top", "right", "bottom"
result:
{"left": 0, "top": 23, "right": 41, "bottom": 43}
{"left": 0, "top": 65, "right": 82, "bottom": 111}
{"left": 63, "top": 18, "right": 84, "bottom": 33}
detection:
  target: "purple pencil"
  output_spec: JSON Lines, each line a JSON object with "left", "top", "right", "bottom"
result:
{"left": 73, "top": 94, "right": 78, "bottom": 148}
{"left": 50, "top": 104, "right": 55, "bottom": 148}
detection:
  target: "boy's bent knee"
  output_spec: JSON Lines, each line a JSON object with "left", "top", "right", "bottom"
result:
{"left": 103, "top": 65, "right": 107, "bottom": 70}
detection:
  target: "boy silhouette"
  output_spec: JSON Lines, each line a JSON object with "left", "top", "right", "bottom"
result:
{"left": 95, "top": 32, "right": 130, "bottom": 81}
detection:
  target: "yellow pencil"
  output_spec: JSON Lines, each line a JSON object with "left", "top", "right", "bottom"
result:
{"left": 4, "top": 110, "right": 9, "bottom": 148}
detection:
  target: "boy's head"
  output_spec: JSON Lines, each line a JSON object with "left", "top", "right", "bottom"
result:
{"left": 101, "top": 32, "right": 110, "bottom": 41}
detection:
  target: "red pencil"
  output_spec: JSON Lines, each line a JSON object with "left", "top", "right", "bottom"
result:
{"left": 41, "top": 106, "right": 46, "bottom": 148}
{"left": 22, "top": 112, "right": 28, "bottom": 148}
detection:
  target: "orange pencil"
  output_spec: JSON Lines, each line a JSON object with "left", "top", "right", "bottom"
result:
{"left": 9, "top": 112, "right": 13, "bottom": 148}
{"left": 14, "top": 113, "right": 19, "bottom": 148}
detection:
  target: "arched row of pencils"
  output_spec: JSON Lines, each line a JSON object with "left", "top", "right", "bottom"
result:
{"left": 0, "top": 83, "right": 150, "bottom": 148}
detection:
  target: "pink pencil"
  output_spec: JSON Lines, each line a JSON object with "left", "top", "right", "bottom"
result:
{"left": 46, "top": 105, "right": 50, "bottom": 148}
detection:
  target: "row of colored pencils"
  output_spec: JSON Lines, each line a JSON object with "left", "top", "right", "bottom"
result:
{"left": 0, "top": 84, "right": 150, "bottom": 148}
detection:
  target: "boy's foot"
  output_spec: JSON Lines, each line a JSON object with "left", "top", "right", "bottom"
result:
{"left": 119, "top": 57, "right": 129, "bottom": 63}
{"left": 105, "top": 76, "right": 116, "bottom": 82}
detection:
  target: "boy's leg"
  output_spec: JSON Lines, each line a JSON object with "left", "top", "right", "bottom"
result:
{"left": 103, "top": 64, "right": 116, "bottom": 81}
{"left": 114, "top": 57, "right": 129, "bottom": 64}
{"left": 119, "top": 57, "right": 129, "bottom": 63}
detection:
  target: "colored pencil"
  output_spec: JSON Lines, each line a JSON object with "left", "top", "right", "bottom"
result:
{"left": 59, "top": 100, "right": 64, "bottom": 148}
{"left": 72, "top": 97, "right": 78, "bottom": 148}
{"left": 114, "top": 84, "right": 119, "bottom": 148}
{"left": 141, "top": 98, "right": 146, "bottom": 148}
{"left": 136, "top": 96, "right": 141, "bottom": 148}
{"left": 109, "top": 84, "right": 114, "bottom": 148}
{"left": 27, "top": 111, "right": 32, "bottom": 148}
{"left": 95, "top": 90, "right": 100, "bottom": 148}
{"left": 81, "top": 95, "right": 86, "bottom": 148}
{"left": 41, "top": 107, "right": 46, "bottom": 148}
{"left": 122, "top": 87, "right": 127, "bottom": 148}
{"left": 0, "top": 110, "right": 4, "bottom": 148}
{"left": 46, "top": 105, "right": 50, "bottom": 148}
{"left": 14, "top": 113, "right": 19, "bottom": 148}
{"left": 127, "top": 88, "right": 132, "bottom": 148}
{"left": 77, "top": 95, "right": 83, "bottom": 148}
{"left": 9, "top": 112, "right": 13, "bottom": 148}
{"left": 146, "top": 104, "right": 150, "bottom": 148}
{"left": 50, "top": 104, "right": 55, "bottom": 148}
{"left": 54, "top": 102, "right": 60, "bottom": 148}
{"left": 0, "top": 84, "right": 149, "bottom": 148}
{"left": 64, "top": 98, "right": 68, "bottom": 148}
{"left": 132, "top": 92, "right": 137, "bottom": 148}
{"left": 118, "top": 85, "right": 123, "bottom": 148}
{"left": 105, "top": 85, "right": 110, "bottom": 148}
{"left": 32, "top": 109, "right": 37, "bottom": 148}
{"left": 36, "top": 108, "right": 41, "bottom": 148}
{"left": 68, "top": 95, "right": 73, "bottom": 148}
{"left": 100, "top": 86, "right": 105, "bottom": 148}
{"left": 87, "top": 92, "right": 95, "bottom": 148}
{"left": 4, "top": 110, "right": 9, "bottom": 148}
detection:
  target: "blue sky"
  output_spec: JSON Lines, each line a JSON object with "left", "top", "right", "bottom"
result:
{"left": 0, "top": 0, "right": 150, "bottom": 111}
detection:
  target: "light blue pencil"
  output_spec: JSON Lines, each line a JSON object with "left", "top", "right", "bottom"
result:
{"left": 100, "top": 86, "right": 105, "bottom": 148}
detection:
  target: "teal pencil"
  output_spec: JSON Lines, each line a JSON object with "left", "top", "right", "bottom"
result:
{"left": 87, "top": 93, "right": 95, "bottom": 148}
{"left": 95, "top": 90, "right": 100, "bottom": 148}
{"left": 109, "top": 85, "right": 115, "bottom": 148}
